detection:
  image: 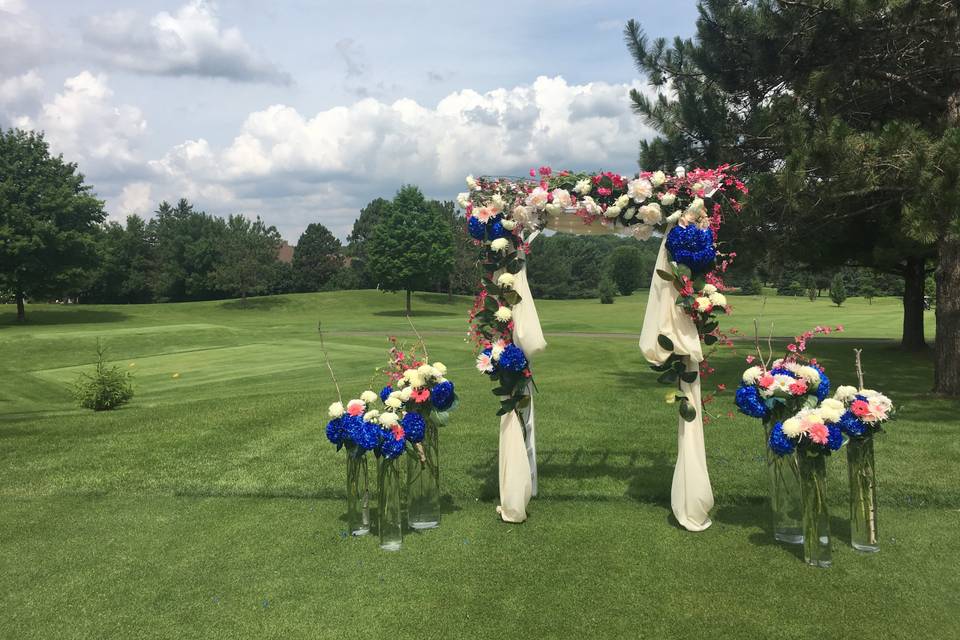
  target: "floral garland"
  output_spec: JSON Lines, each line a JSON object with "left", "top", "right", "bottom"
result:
{"left": 460, "top": 165, "right": 747, "bottom": 420}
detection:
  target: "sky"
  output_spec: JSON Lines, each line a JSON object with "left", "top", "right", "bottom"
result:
{"left": 0, "top": 0, "right": 700, "bottom": 241}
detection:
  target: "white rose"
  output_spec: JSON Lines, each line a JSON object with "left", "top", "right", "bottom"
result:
{"left": 742, "top": 366, "right": 762, "bottom": 384}
{"left": 433, "top": 362, "right": 447, "bottom": 376}
{"left": 379, "top": 412, "right": 399, "bottom": 427}
{"left": 495, "top": 306, "right": 513, "bottom": 322}
{"left": 627, "top": 178, "right": 653, "bottom": 202}
{"left": 661, "top": 192, "right": 676, "bottom": 206}
{"left": 604, "top": 205, "right": 621, "bottom": 219}
{"left": 675, "top": 166, "right": 686, "bottom": 178}
{"left": 328, "top": 402, "right": 345, "bottom": 418}
{"left": 573, "top": 178, "right": 592, "bottom": 194}
{"left": 490, "top": 238, "right": 510, "bottom": 253}
{"left": 466, "top": 175, "right": 477, "bottom": 190}
{"left": 360, "top": 390, "right": 378, "bottom": 404}
{"left": 651, "top": 170, "right": 666, "bottom": 186}
{"left": 624, "top": 207, "right": 636, "bottom": 220}
{"left": 639, "top": 203, "right": 662, "bottom": 225}
{"left": 551, "top": 188, "right": 572, "bottom": 208}
{"left": 615, "top": 194, "right": 630, "bottom": 209}
{"left": 501, "top": 218, "right": 517, "bottom": 230}
{"left": 709, "top": 293, "right": 727, "bottom": 307}
{"left": 525, "top": 187, "right": 549, "bottom": 208}
{"left": 497, "top": 273, "right": 516, "bottom": 289}
{"left": 631, "top": 224, "right": 654, "bottom": 240}
{"left": 834, "top": 385, "right": 858, "bottom": 403}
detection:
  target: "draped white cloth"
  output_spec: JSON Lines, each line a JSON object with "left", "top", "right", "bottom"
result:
{"left": 496, "top": 259, "right": 546, "bottom": 523}
{"left": 638, "top": 228, "right": 714, "bottom": 531}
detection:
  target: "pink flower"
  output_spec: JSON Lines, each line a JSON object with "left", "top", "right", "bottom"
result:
{"left": 807, "top": 422, "right": 829, "bottom": 445}
{"left": 786, "top": 344, "right": 797, "bottom": 353}
{"left": 597, "top": 187, "right": 612, "bottom": 196}
{"left": 788, "top": 380, "right": 808, "bottom": 396}
{"left": 867, "top": 402, "right": 888, "bottom": 421}
{"left": 758, "top": 373, "right": 775, "bottom": 388}
{"left": 745, "top": 355, "right": 756, "bottom": 364}
{"left": 716, "top": 383, "right": 727, "bottom": 392}
{"left": 411, "top": 388, "right": 430, "bottom": 403}
{"left": 346, "top": 400, "right": 365, "bottom": 416}
{"left": 836, "top": 325, "right": 844, "bottom": 332}
{"left": 391, "top": 424, "right": 405, "bottom": 441}
{"left": 472, "top": 207, "right": 496, "bottom": 223}
{"left": 851, "top": 399, "right": 870, "bottom": 418}
{"left": 475, "top": 353, "right": 493, "bottom": 373}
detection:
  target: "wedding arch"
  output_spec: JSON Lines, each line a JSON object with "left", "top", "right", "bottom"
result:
{"left": 459, "top": 166, "right": 747, "bottom": 530}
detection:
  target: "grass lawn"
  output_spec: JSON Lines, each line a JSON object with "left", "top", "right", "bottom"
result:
{"left": 1, "top": 290, "right": 957, "bottom": 639}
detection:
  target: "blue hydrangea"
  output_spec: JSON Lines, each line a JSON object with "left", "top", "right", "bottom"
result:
{"left": 431, "top": 380, "right": 455, "bottom": 411}
{"left": 468, "top": 216, "right": 486, "bottom": 240}
{"left": 838, "top": 410, "right": 867, "bottom": 437}
{"left": 665, "top": 225, "right": 716, "bottom": 274}
{"left": 401, "top": 412, "right": 426, "bottom": 443}
{"left": 379, "top": 432, "right": 406, "bottom": 459}
{"left": 487, "top": 216, "right": 508, "bottom": 240}
{"left": 498, "top": 344, "right": 528, "bottom": 372}
{"left": 380, "top": 386, "right": 392, "bottom": 402}
{"left": 816, "top": 368, "right": 831, "bottom": 402}
{"left": 325, "top": 417, "right": 345, "bottom": 445}
{"left": 735, "top": 384, "right": 768, "bottom": 419}
{"left": 827, "top": 424, "right": 844, "bottom": 451}
{"left": 353, "top": 420, "right": 381, "bottom": 451}
{"left": 769, "top": 421, "right": 795, "bottom": 456}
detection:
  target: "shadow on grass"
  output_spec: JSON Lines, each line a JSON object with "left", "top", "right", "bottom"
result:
{"left": 712, "top": 501, "right": 803, "bottom": 560}
{"left": 0, "top": 308, "right": 129, "bottom": 326}
{"left": 373, "top": 309, "right": 460, "bottom": 318}
{"left": 219, "top": 297, "right": 290, "bottom": 311}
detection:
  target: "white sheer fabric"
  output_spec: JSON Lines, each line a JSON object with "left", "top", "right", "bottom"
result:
{"left": 496, "top": 257, "right": 546, "bottom": 522}
{"left": 638, "top": 228, "right": 714, "bottom": 531}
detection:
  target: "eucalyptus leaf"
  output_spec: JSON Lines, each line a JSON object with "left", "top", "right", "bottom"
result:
{"left": 657, "top": 334, "right": 675, "bottom": 351}
{"left": 679, "top": 399, "right": 697, "bottom": 422}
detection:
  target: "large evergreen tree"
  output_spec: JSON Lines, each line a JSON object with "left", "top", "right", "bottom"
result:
{"left": 347, "top": 197, "right": 391, "bottom": 287}
{"left": 366, "top": 185, "right": 454, "bottom": 314}
{"left": 211, "top": 215, "right": 281, "bottom": 305}
{"left": 292, "top": 223, "right": 343, "bottom": 292}
{"left": 148, "top": 199, "right": 227, "bottom": 302}
{"left": 0, "top": 129, "right": 106, "bottom": 321}
{"left": 624, "top": 0, "right": 960, "bottom": 394}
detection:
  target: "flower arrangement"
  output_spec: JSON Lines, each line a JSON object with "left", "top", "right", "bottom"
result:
{"left": 768, "top": 404, "right": 846, "bottom": 457}
{"left": 378, "top": 335, "right": 459, "bottom": 431}
{"left": 832, "top": 385, "right": 894, "bottom": 437}
{"left": 326, "top": 393, "right": 408, "bottom": 460}
{"left": 461, "top": 164, "right": 746, "bottom": 419}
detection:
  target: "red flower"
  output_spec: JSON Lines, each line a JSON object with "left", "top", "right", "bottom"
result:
{"left": 411, "top": 388, "right": 430, "bottom": 403}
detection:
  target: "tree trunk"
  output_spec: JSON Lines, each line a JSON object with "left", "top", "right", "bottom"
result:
{"left": 15, "top": 291, "right": 25, "bottom": 322}
{"left": 405, "top": 289, "right": 412, "bottom": 316}
{"left": 901, "top": 256, "right": 927, "bottom": 350}
{"left": 934, "top": 239, "right": 960, "bottom": 395}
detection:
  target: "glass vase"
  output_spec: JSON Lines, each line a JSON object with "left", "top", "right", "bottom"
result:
{"left": 848, "top": 435, "right": 879, "bottom": 552}
{"left": 377, "top": 456, "right": 403, "bottom": 551}
{"left": 798, "top": 453, "right": 831, "bottom": 568}
{"left": 764, "top": 420, "right": 803, "bottom": 544}
{"left": 407, "top": 421, "right": 441, "bottom": 529}
{"left": 345, "top": 452, "right": 370, "bottom": 536}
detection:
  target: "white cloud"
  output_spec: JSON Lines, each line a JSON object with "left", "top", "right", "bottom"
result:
{"left": 0, "top": 1, "right": 55, "bottom": 73}
{"left": 116, "top": 182, "right": 153, "bottom": 219}
{"left": 0, "top": 69, "right": 44, "bottom": 119}
{"left": 14, "top": 71, "right": 146, "bottom": 176}
{"left": 83, "top": 1, "right": 289, "bottom": 84}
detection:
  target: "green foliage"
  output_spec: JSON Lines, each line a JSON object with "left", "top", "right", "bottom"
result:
{"left": 739, "top": 274, "right": 764, "bottom": 296}
{"left": 211, "top": 215, "right": 282, "bottom": 304}
{"left": 607, "top": 245, "right": 647, "bottom": 296}
{"left": 347, "top": 197, "right": 391, "bottom": 287}
{"left": 149, "top": 199, "right": 228, "bottom": 302}
{"left": 527, "top": 235, "right": 657, "bottom": 299}
{"left": 292, "top": 223, "right": 343, "bottom": 292}
{"left": 0, "top": 129, "right": 106, "bottom": 320}
{"left": 830, "top": 273, "right": 848, "bottom": 307}
{"left": 365, "top": 185, "right": 454, "bottom": 313}
{"left": 72, "top": 340, "right": 134, "bottom": 411}
{"left": 598, "top": 277, "right": 616, "bottom": 304}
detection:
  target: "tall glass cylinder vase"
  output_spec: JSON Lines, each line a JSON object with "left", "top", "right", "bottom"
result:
{"left": 798, "top": 453, "right": 831, "bottom": 568}
{"left": 377, "top": 456, "right": 403, "bottom": 551}
{"left": 345, "top": 453, "right": 370, "bottom": 536}
{"left": 764, "top": 420, "right": 803, "bottom": 544}
{"left": 407, "top": 421, "right": 440, "bottom": 529}
{"left": 848, "top": 435, "right": 879, "bottom": 552}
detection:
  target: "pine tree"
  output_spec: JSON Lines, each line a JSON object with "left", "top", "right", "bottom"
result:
{"left": 829, "top": 274, "right": 847, "bottom": 307}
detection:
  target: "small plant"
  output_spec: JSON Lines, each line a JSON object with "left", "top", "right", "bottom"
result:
{"left": 598, "top": 277, "right": 616, "bottom": 304}
{"left": 73, "top": 340, "right": 134, "bottom": 411}
{"left": 829, "top": 273, "right": 848, "bottom": 307}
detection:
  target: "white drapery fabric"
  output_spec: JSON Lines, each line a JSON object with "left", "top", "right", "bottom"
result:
{"left": 496, "top": 253, "right": 547, "bottom": 523}
{"left": 638, "top": 228, "right": 715, "bottom": 531}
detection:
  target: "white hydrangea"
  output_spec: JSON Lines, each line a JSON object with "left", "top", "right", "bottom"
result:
{"left": 490, "top": 238, "right": 510, "bottom": 253}
{"left": 328, "top": 402, "right": 345, "bottom": 418}
{"left": 627, "top": 178, "right": 653, "bottom": 202}
{"left": 573, "top": 179, "right": 592, "bottom": 194}
{"left": 497, "top": 273, "right": 516, "bottom": 289}
{"left": 495, "top": 306, "right": 513, "bottom": 322}
{"left": 360, "top": 390, "right": 378, "bottom": 404}
{"left": 834, "top": 385, "right": 859, "bottom": 403}
{"left": 742, "top": 366, "right": 763, "bottom": 384}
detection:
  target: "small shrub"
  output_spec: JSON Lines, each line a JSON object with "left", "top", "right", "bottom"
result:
{"left": 599, "top": 277, "right": 616, "bottom": 304}
{"left": 73, "top": 340, "right": 134, "bottom": 411}
{"left": 829, "top": 273, "right": 848, "bottom": 307}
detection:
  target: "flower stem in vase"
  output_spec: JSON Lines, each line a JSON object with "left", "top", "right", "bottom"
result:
{"left": 378, "top": 456, "right": 403, "bottom": 551}
{"left": 765, "top": 418, "right": 803, "bottom": 544}
{"left": 345, "top": 452, "right": 370, "bottom": 536}
{"left": 848, "top": 435, "right": 879, "bottom": 552}
{"left": 799, "top": 452, "right": 832, "bottom": 568}
{"left": 407, "top": 420, "right": 441, "bottom": 530}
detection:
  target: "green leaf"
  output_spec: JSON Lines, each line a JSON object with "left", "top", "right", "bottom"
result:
{"left": 484, "top": 296, "right": 499, "bottom": 313}
{"left": 703, "top": 321, "right": 718, "bottom": 333}
{"left": 679, "top": 399, "right": 697, "bottom": 422}
{"left": 503, "top": 290, "right": 522, "bottom": 306}
{"left": 650, "top": 362, "right": 672, "bottom": 373}
{"left": 657, "top": 334, "right": 675, "bottom": 351}
{"left": 672, "top": 359, "right": 686, "bottom": 373}
{"left": 680, "top": 370, "right": 698, "bottom": 383}
{"left": 703, "top": 334, "right": 718, "bottom": 346}
{"left": 675, "top": 264, "right": 692, "bottom": 279}
{"left": 693, "top": 276, "right": 706, "bottom": 292}
{"left": 656, "top": 269, "right": 676, "bottom": 282}
{"left": 657, "top": 369, "right": 680, "bottom": 385}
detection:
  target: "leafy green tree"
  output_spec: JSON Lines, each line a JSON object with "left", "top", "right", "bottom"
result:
{"left": 366, "top": 185, "right": 454, "bottom": 314}
{"left": 804, "top": 273, "right": 818, "bottom": 302}
{"left": 739, "top": 274, "right": 763, "bottom": 296}
{"left": 607, "top": 245, "right": 645, "bottom": 296}
{"left": 0, "top": 129, "right": 106, "bottom": 321}
{"left": 829, "top": 274, "right": 848, "bottom": 307}
{"left": 860, "top": 278, "right": 879, "bottom": 305}
{"left": 86, "top": 215, "right": 154, "bottom": 304}
{"left": 347, "top": 197, "right": 391, "bottom": 287}
{"left": 598, "top": 277, "right": 616, "bottom": 304}
{"left": 211, "top": 215, "right": 281, "bottom": 305}
{"left": 293, "top": 223, "right": 343, "bottom": 292}
{"left": 148, "top": 199, "right": 227, "bottom": 301}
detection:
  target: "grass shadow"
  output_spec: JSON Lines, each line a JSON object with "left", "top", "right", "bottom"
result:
{"left": 0, "top": 308, "right": 129, "bottom": 326}
{"left": 373, "top": 309, "right": 460, "bottom": 318}
{"left": 219, "top": 297, "right": 290, "bottom": 311}
{"left": 712, "top": 500, "right": 804, "bottom": 559}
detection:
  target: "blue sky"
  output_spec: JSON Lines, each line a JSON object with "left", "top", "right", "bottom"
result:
{"left": 0, "top": 0, "right": 700, "bottom": 240}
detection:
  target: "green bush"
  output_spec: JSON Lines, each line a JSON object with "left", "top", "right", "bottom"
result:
{"left": 73, "top": 341, "right": 134, "bottom": 411}
{"left": 829, "top": 273, "right": 848, "bottom": 307}
{"left": 599, "top": 277, "right": 616, "bottom": 304}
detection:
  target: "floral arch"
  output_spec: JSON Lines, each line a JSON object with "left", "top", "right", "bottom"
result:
{"left": 459, "top": 166, "right": 747, "bottom": 528}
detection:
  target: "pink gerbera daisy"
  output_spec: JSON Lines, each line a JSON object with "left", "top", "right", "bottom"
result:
{"left": 411, "top": 388, "right": 430, "bottom": 403}
{"left": 807, "top": 422, "right": 829, "bottom": 445}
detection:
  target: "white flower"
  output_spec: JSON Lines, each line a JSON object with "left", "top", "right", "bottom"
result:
{"left": 497, "top": 273, "right": 516, "bottom": 289}
{"left": 604, "top": 205, "right": 621, "bottom": 219}
{"left": 457, "top": 192, "right": 470, "bottom": 208}
{"left": 490, "top": 238, "right": 510, "bottom": 253}
{"left": 573, "top": 178, "right": 592, "bottom": 194}
{"left": 708, "top": 293, "right": 727, "bottom": 307}
{"left": 385, "top": 394, "right": 402, "bottom": 409}
{"left": 525, "top": 187, "right": 549, "bottom": 208}
{"left": 466, "top": 175, "right": 477, "bottom": 190}
{"left": 686, "top": 197, "right": 706, "bottom": 217}
{"left": 491, "top": 343, "right": 505, "bottom": 360}
{"left": 360, "top": 390, "right": 378, "bottom": 404}
{"left": 346, "top": 399, "right": 365, "bottom": 414}
{"left": 544, "top": 203, "right": 563, "bottom": 216}
{"left": 624, "top": 207, "right": 636, "bottom": 220}
{"left": 639, "top": 203, "right": 662, "bottom": 225}
{"left": 433, "top": 362, "right": 447, "bottom": 376}
{"left": 691, "top": 182, "right": 703, "bottom": 193}
{"left": 581, "top": 196, "right": 602, "bottom": 216}
{"left": 834, "top": 385, "right": 858, "bottom": 403}
{"left": 651, "top": 170, "right": 666, "bottom": 186}
{"left": 495, "top": 306, "right": 513, "bottom": 322}
{"left": 394, "top": 377, "right": 407, "bottom": 389}
{"left": 403, "top": 370, "right": 425, "bottom": 388}
{"left": 417, "top": 364, "right": 435, "bottom": 380}
{"left": 615, "top": 194, "right": 630, "bottom": 209}
{"left": 328, "top": 402, "right": 345, "bottom": 418}
{"left": 490, "top": 193, "right": 505, "bottom": 212}
{"left": 501, "top": 218, "right": 517, "bottom": 230}
{"left": 798, "top": 366, "right": 822, "bottom": 386}
{"left": 399, "top": 387, "right": 413, "bottom": 402}
{"left": 702, "top": 284, "right": 717, "bottom": 295}
{"left": 661, "top": 192, "right": 676, "bottom": 206}
{"left": 551, "top": 188, "right": 572, "bottom": 208}
{"left": 512, "top": 205, "right": 531, "bottom": 225}
{"left": 782, "top": 417, "right": 804, "bottom": 438}
{"left": 742, "top": 366, "right": 763, "bottom": 384}
{"left": 363, "top": 409, "right": 380, "bottom": 422}
{"left": 819, "top": 398, "right": 845, "bottom": 423}
{"left": 627, "top": 178, "right": 653, "bottom": 202}
{"left": 675, "top": 166, "right": 686, "bottom": 178}
{"left": 631, "top": 224, "right": 654, "bottom": 240}
{"left": 694, "top": 296, "right": 713, "bottom": 312}
{"left": 863, "top": 391, "right": 893, "bottom": 413}
{"left": 379, "top": 412, "right": 399, "bottom": 427}
{"left": 665, "top": 210, "right": 683, "bottom": 225}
